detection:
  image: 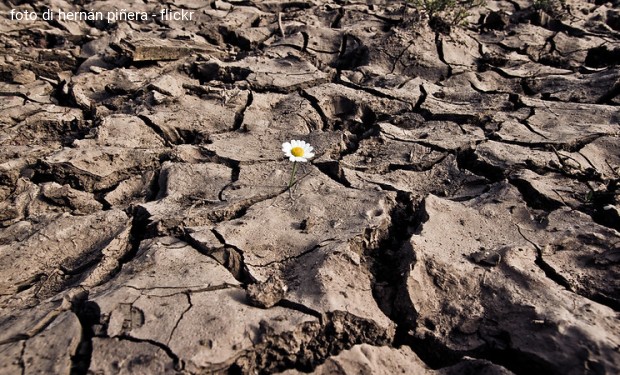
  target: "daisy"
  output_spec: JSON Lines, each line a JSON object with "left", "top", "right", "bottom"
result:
{"left": 282, "top": 140, "right": 314, "bottom": 189}
{"left": 282, "top": 140, "right": 314, "bottom": 162}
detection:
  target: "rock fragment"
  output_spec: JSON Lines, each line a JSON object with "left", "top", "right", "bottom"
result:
{"left": 0, "top": 209, "right": 129, "bottom": 308}
{"left": 194, "top": 55, "right": 332, "bottom": 93}
{"left": 402, "top": 183, "right": 620, "bottom": 374}
{"left": 84, "top": 115, "right": 166, "bottom": 149}
{"left": 89, "top": 337, "right": 180, "bottom": 375}
{"left": 22, "top": 312, "right": 81, "bottom": 374}
{"left": 40, "top": 182, "right": 103, "bottom": 214}
{"left": 37, "top": 147, "right": 161, "bottom": 192}
{"left": 112, "top": 38, "right": 223, "bottom": 62}
{"left": 247, "top": 275, "right": 288, "bottom": 308}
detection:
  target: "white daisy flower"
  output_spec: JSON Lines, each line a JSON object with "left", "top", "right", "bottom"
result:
{"left": 282, "top": 140, "right": 315, "bottom": 190}
{"left": 282, "top": 140, "right": 315, "bottom": 162}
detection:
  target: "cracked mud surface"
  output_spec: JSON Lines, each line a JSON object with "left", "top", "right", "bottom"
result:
{"left": 1, "top": 0, "right": 619, "bottom": 374}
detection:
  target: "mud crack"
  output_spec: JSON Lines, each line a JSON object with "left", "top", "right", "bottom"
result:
{"left": 231, "top": 311, "right": 393, "bottom": 374}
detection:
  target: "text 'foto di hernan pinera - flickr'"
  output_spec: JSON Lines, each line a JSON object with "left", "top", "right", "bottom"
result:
{"left": 9, "top": 8, "right": 194, "bottom": 23}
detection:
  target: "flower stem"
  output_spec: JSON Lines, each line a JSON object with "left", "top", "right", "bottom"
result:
{"left": 288, "top": 161, "right": 298, "bottom": 188}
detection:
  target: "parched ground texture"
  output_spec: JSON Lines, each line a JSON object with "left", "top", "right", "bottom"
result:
{"left": 1, "top": 0, "right": 619, "bottom": 374}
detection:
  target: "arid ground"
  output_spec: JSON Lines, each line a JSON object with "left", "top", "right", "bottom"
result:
{"left": 1, "top": 0, "right": 619, "bottom": 374}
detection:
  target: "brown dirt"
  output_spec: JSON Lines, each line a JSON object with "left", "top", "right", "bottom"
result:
{"left": 0, "top": 0, "right": 619, "bottom": 374}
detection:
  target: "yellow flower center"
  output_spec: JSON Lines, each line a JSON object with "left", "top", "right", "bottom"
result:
{"left": 291, "top": 146, "right": 304, "bottom": 157}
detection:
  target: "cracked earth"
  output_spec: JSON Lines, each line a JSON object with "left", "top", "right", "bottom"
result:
{"left": 1, "top": 0, "right": 619, "bottom": 374}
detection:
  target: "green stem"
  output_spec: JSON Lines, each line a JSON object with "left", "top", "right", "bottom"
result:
{"left": 288, "top": 161, "right": 298, "bottom": 188}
